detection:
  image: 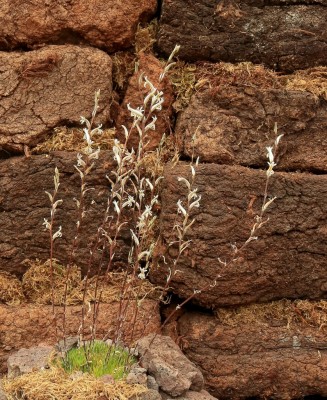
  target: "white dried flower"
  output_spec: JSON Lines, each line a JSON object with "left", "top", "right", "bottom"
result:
{"left": 150, "top": 97, "right": 164, "bottom": 113}
{"left": 168, "top": 44, "right": 181, "bottom": 63}
{"left": 266, "top": 146, "right": 274, "bottom": 164}
{"left": 145, "top": 178, "right": 154, "bottom": 192}
{"left": 130, "top": 229, "right": 140, "bottom": 247}
{"left": 178, "top": 177, "right": 191, "bottom": 190}
{"left": 275, "top": 134, "right": 284, "bottom": 146}
{"left": 88, "top": 148, "right": 100, "bottom": 160}
{"left": 113, "top": 144, "right": 121, "bottom": 166}
{"left": 145, "top": 116, "right": 157, "bottom": 132}
{"left": 45, "top": 191, "right": 53, "bottom": 203}
{"left": 113, "top": 200, "right": 120, "bottom": 215}
{"left": 42, "top": 218, "right": 51, "bottom": 230}
{"left": 138, "top": 189, "right": 145, "bottom": 199}
{"left": 262, "top": 196, "right": 277, "bottom": 212}
{"left": 127, "top": 104, "right": 144, "bottom": 120}
{"left": 177, "top": 200, "right": 187, "bottom": 217}
{"left": 190, "top": 196, "right": 201, "bottom": 210}
{"left": 122, "top": 125, "right": 129, "bottom": 140}
{"left": 52, "top": 226, "right": 62, "bottom": 240}
{"left": 122, "top": 195, "right": 135, "bottom": 208}
{"left": 54, "top": 167, "right": 60, "bottom": 191}
{"left": 83, "top": 128, "right": 93, "bottom": 147}
{"left": 138, "top": 266, "right": 148, "bottom": 280}
{"left": 76, "top": 153, "right": 86, "bottom": 167}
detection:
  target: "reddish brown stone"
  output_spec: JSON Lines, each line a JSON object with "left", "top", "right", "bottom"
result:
{"left": 0, "top": 0, "right": 157, "bottom": 52}
{"left": 115, "top": 52, "right": 174, "bottom": 150}
{"left": 177, "top": 83, "right": 327, "bottom": 172}
{"left": 158, "top": 0, "right": 327, "bottom": 72}
{"left": 150, "top": 162, "right": 327, "bottom": 307}
{"left": 137, "top": 334, "right": 204, "bottom": 396}
{"left": 177, "top": 306, "right": 327, "bottom": 399}
{"left": 0, "top": 300, "right": 160, "bottom": 373}
{"left": 0, "top": 151, "right": 131, "bottom": 277}
{"left": 0, "top": 45, "right": 112, "bottom": 152}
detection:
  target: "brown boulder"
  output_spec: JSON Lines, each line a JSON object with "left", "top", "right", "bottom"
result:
{"left": 151, "top": 162, "right": 327, "bottom": 307}
{"left": 177, "top": 75, "right": 327, "bottom": 172}
{"left": 0, "top": 300, "right": 160, "bottom": 373}
{"left": 177, "top": 304, "right": 327, "bottom": 399}
{"left": 0, "top": 151, "right": 130, "bottom": 277}
{"left": 0, "top": 0, "right": 157, "bottom": 52}
{"left": 137, "top": 334, "right": 204, "bottom": 397}
{"left": 115, "top": 52, "right": 174, "bottom": 150}
{"left": 0, "top": 45, "right": 112, "bottom": 152}
{"left": 158, "top": 0, "right": 327, "bottom": 72}
{"left": 7, "top": 345, "right": 53, "bottom": 378}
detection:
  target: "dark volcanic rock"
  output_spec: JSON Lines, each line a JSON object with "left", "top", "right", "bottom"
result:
{"left": 0, "top": 45, "right": 112, "bottom": 152}
{"left": 177, "top": 307, "right": 327, "bottom": 399}
{"left": 150, "top": 162, "right": 327, "bottom": 307}
{"left": 177, "top": 84, "right": 327, "bottom": 172}
{"left": 0, "top": 151, "right": 130, "bottom": 276}
{"left": 158, "top": 0, "right": 327, "bottom": 71}
{"left": 0, "top": 0, "right": 157, "bottom": 52}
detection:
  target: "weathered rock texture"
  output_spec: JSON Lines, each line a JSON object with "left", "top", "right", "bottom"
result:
{"left": 0, "top": 300, "right": 160, "bottom": 373}
{"left": 7, "top": 345, "right": 53, "bottom": 378}
{"left": 116, "top": 52, "right": 174, "bottom": 150}
{"left": 160, "top": 389, "right": 217, "bottom": 400}
{"left": 137, "top": 334, "right": 204, "bottom": 397}
{"left": 0, "top": 45, "right": 112, "bottom": 152}
{"left": 177, "top": 77, "right": 327, "bottom": 172}
{"left": 0, "top": 0, "right": 157, "bottom": 52}
{"left": 158, "top": 0, "right": 327, "bottom": 71}
{"left": 177, "top": 308, "right": 327, "bottom": 399}
{"left": 151, "top": 163, "right": 327, "bottom": 307}
{"left": 0, "top": 151, "right": 130, "bottom": 277}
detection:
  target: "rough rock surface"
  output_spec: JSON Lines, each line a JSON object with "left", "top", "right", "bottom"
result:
{"left": 0, "top": 151, "right": 129, "bottom": 277}
{"left": 151, "top": 163, "right": 327, "bottom": 307}
{"left": 0, "top": 45, "right": 112, "bottom": 152}
{"left": 132, "top": 390, "right": 162, "bottom": 400}
{"left": 160, "top": 389, "right": 217, "bottom": 400}
{"left": 7, "top": 345, "right": 53, "bottom": 378}
{"left": 116, "top": 52, "right": 174, "bottom": 150}
{"left": 158, "top": 0, "right": 327, "bottom": 71}
{"left": 137, "top": 334, "right": 204, "bottom": 397}
{"left": 0, "top": 0, "right": 157, "bottom": 52}
{"left": 178, "top": 85, "right": 327, "bottom": 172}
{"left": 0, "top": 300, "right": 160, "bottom": 373}
{"left": 177, "top": 309, "right": 327, "bottom": 399}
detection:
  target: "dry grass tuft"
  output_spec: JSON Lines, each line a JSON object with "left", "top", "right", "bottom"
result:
{"left": 216, "top": 299, "right": 327, "bottom": 330}
{"left": 168, "top": 61, "right": 327, "bottom": 110}
{"left": 112, "top": 52, "right": 136, "bottom": 92}
{"left": 21, "top": 259, "right": 159, "bottom": 305}
{"left": 280, "top": 67, "right": 327, "bottom": 100}
{"left": 2, "top": 366, "right": 147, "bottom": 400}
{"left": 168, "top": 61, "right": 197, "bottom": 112}
{"left": 0, "top": 271, "right": 25, "bottom": 305}
{"left": 134, "top": 20, "right": 158, "bottom": 54}
{"left": 32, "top": 126, "right": 115, "bottom": 154}
{"left": 22, "top": 259, "right": 81, "bottom": 305}
{"left": 195, "top": 61, "right": 281, "bottom": 90}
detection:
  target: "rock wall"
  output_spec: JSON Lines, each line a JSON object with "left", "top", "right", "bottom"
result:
{"left": 1, "top": 1, "right": 327, "bottom": 399}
